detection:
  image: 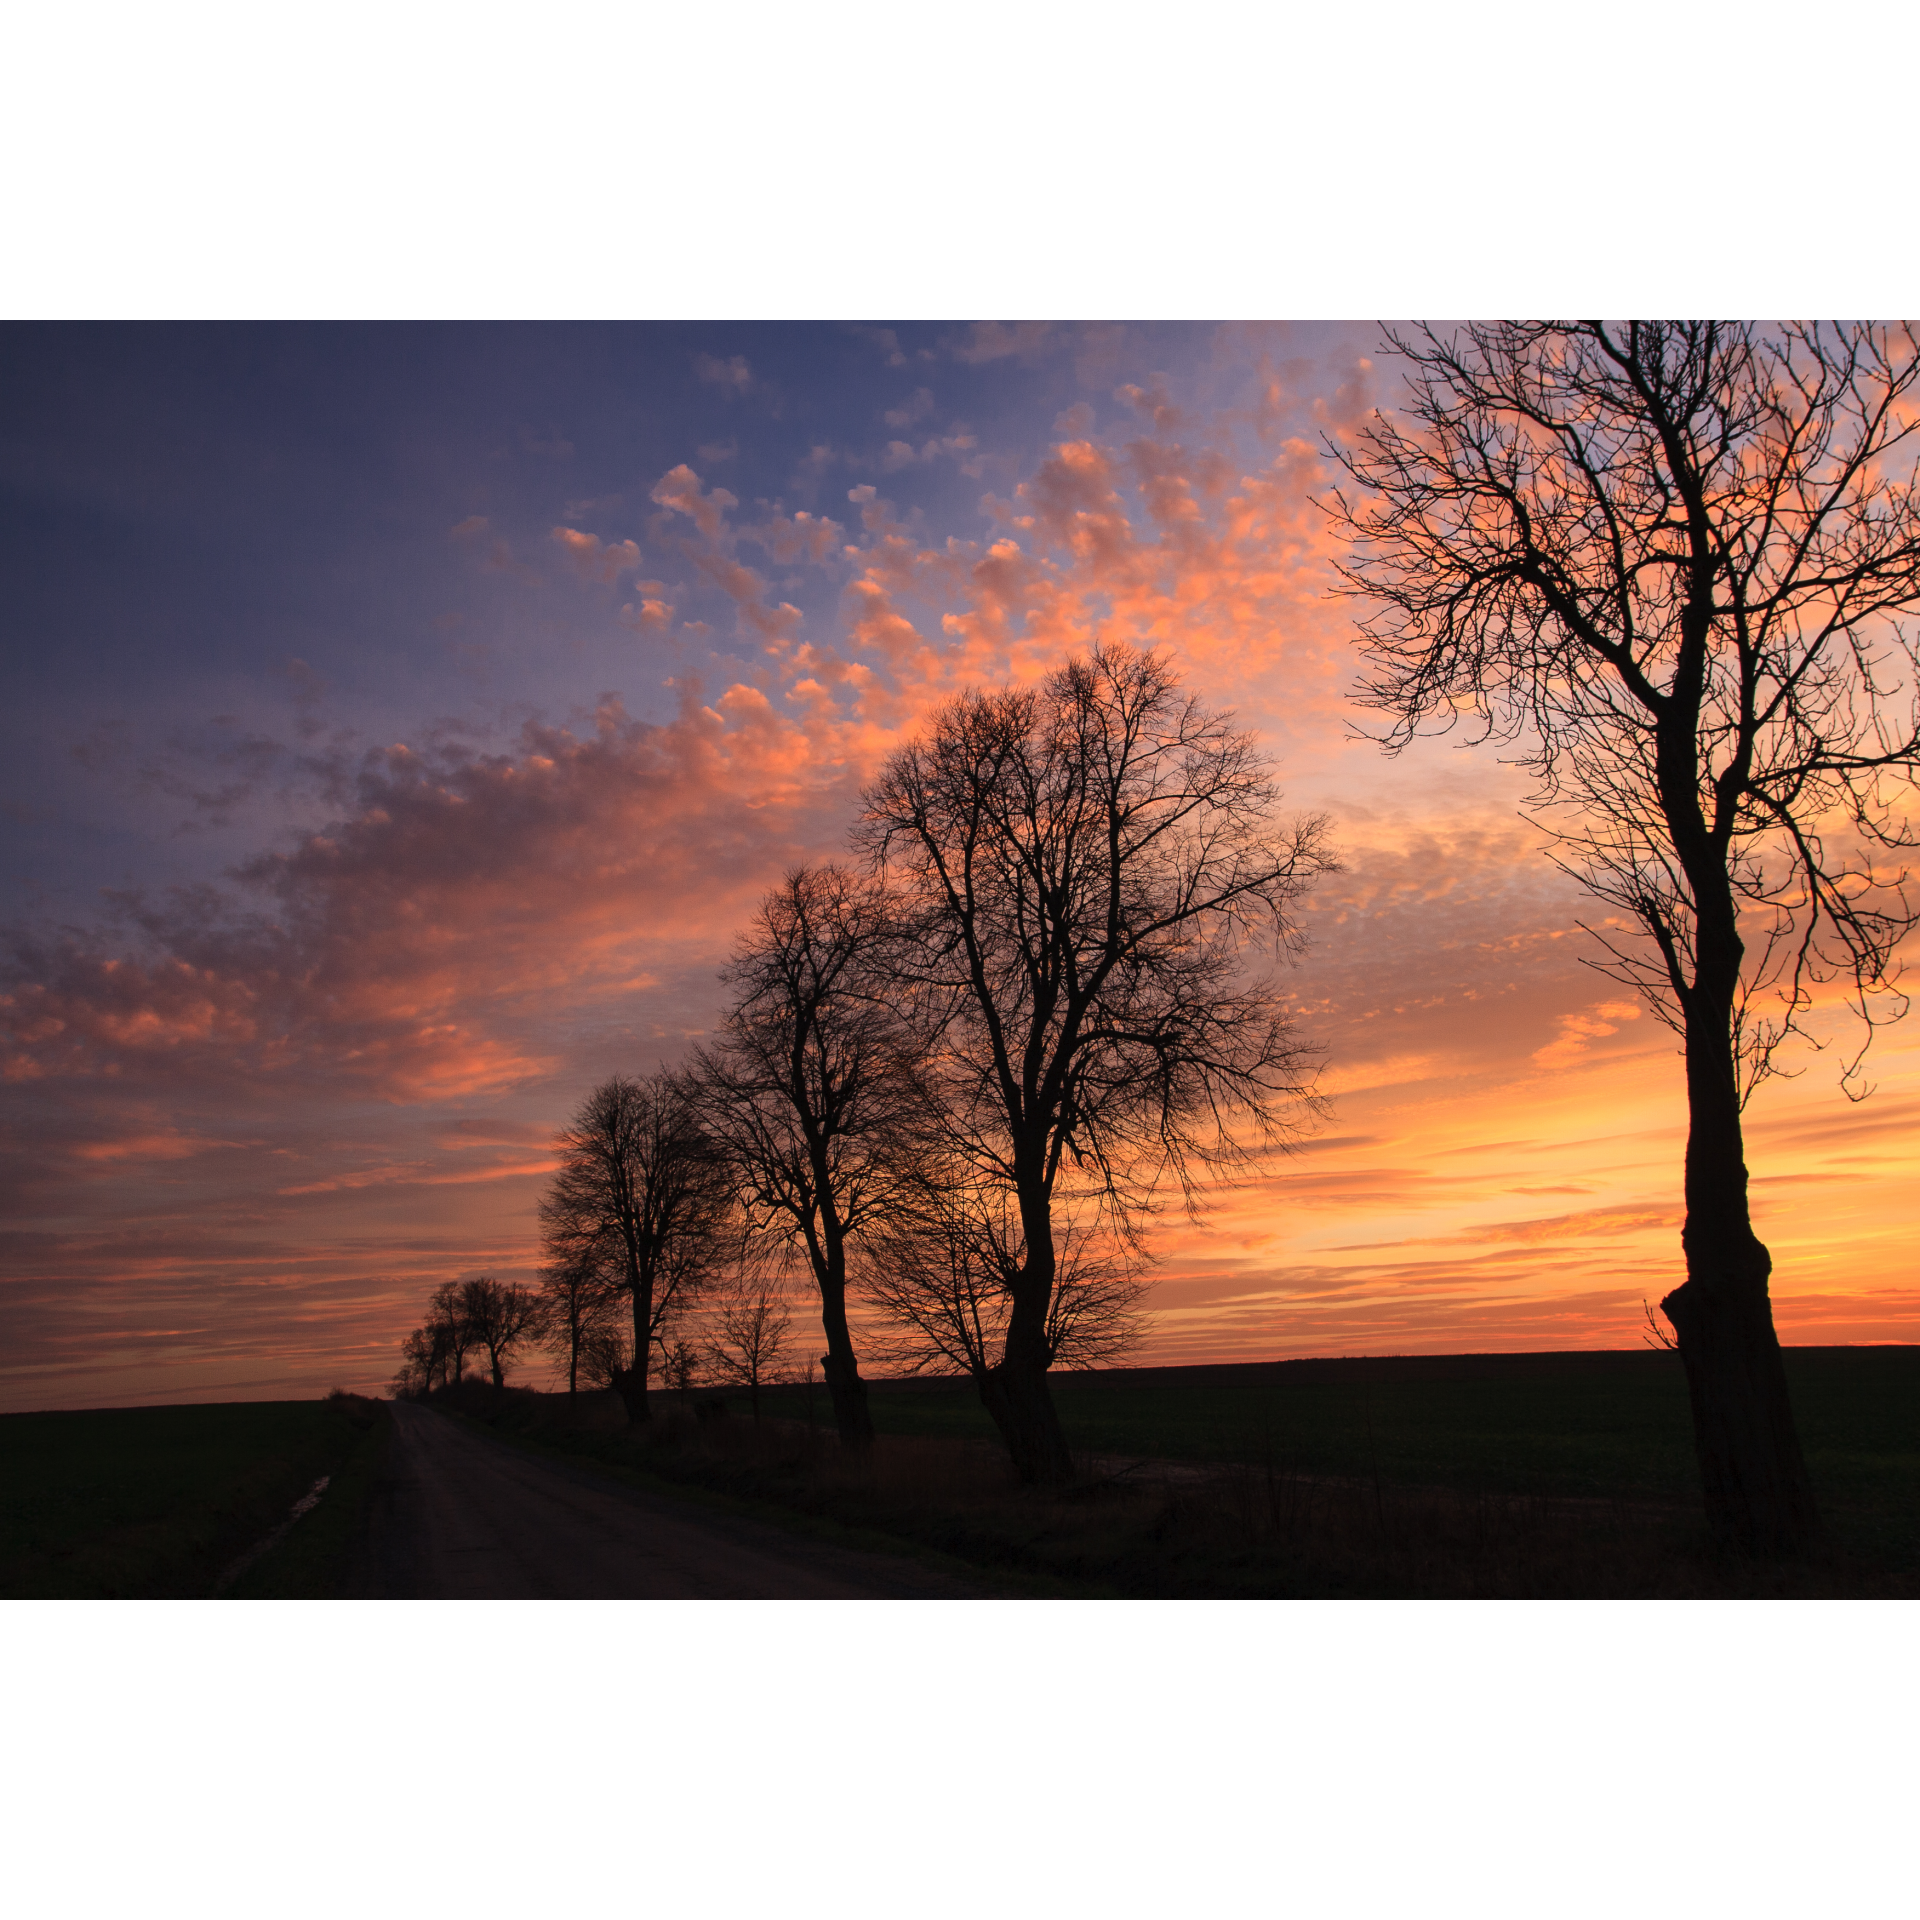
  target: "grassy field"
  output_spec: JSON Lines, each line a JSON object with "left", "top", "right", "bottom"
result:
{"left": 11, "top": 1347, "right": 1909, "bottom": 1599}
{"left": 699, "top": 1346, "right": 1920, "bottom": 1583}
{"left": 0, "top": 1394, "right": 384, "bottom": 1598}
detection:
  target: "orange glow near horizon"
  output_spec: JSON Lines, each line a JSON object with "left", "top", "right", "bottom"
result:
{"left": 3, "top": 324, "right": 1914, "bottom": 1411}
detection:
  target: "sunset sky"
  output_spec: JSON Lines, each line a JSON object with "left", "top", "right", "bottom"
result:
{"left": 4, "top": 319, "right": 1916, "bottom": 1412}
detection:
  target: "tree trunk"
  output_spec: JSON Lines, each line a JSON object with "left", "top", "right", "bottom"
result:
{"left": 974, "top": 1177, "right": 1074, "bottom": 1482}
{"left": 817, "top": 1236, "right": 874, "bottom": 1449}
{"left": 614, "top": 1272, "right": 653, "bottom": 1424}
{"left": 821, "top": 1348, "right": 870, "bottom": 1447}
{"left": 978, "top": 1353, "right": 1073, "bottom": 1483}
{"left": 810, "top": 1205, "right": 879, "bottom": 1443}
{"left": 611, "top": 1364, "right": 650, "bottom": 1424}
{"left": 1662, "top": 959, "right": 1821, "bottom": 1555}
{"left": 979, "top": 1211, "right": 1073, "bottom": 1482}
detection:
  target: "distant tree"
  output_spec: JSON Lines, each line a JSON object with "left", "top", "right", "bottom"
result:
{"left": 661, "top": 1336, "right": 702, "bottom": 1401}
{"left": 858, "top": 643, "right": 1334, "bottom": 1480}
{"left": 457, "top": 1277, "right": 546, "bottom": 1389}
{"left": 427, "top": 1281, "right": 476, "bottom": 1385}
{"left": 702, "top": 1270, "right": 793, "bottom": 1422}
{"left": 539, "top": 1073, "right": 730, "bottom": 1423}
{"left": 537, "top": 1240, "right": 625, "bottom": 1396}
{"left": 576, "top": 1324, "right": 631, "bottom": 1391}
{"left": 1330, "top": 321, "right": 1920, "bottom": 1553}
{"left": 393, "top": 1325, "right": 443, "bottom": 1399}
{"left": 690, "top": 864, "right": 933, "bottom": 1448}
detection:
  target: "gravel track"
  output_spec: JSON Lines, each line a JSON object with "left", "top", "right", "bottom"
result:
{"left": 345, "top": 1401, "right": 996, "bottom": 1599}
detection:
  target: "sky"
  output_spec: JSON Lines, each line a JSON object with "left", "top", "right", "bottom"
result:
{"left": 3, "top": 319, "right": 1917, "bottom": 1412}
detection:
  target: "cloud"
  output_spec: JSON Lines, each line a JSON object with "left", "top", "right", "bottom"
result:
{"left": 851, "top": 325, "right": 910, "bottom": 367}
{"left": 621, "top": 593, "right": 676, "bottom": 632}
{"left": 952, "top": 321, "right": 1055, "bottom": 365}
{"left": 694, "top": 353, "right": 753, "bottom": 393}
{"left": 649, "top": 464, "right": 738, "bottom": 539}
{"left": 883, "top": 388, "right": 935, "bottom": 429}
{"left": 13, "top": 325, "right": 1918, "bottom": 1407}
{"left": 1532, "top": 999, "right": 1645, "bottom": 1070}
{"left": 748, "top": 510, "right": 847, "bottom": 567}
{"left": 879, "top": 433, "right": 978, "bottom": 472}
{"left": 550, "top": 525, "right": 645, "bottom": 584}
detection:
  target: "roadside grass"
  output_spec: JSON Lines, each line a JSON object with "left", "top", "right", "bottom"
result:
{"left": 0, "top": 1393, "right": 384, "bottom": 1599}
{"left": 228, "top": 1399, "right": 390, "bottom": 1598}
{"left": 737, "top": 1346, "right": 1920, "bottom": 1578}
{"left": 435, "top": 1345, "right": 1917, "bottom": 1597}
{"left": 431, "top": 1382, "right": 1090, "bottom": 1597}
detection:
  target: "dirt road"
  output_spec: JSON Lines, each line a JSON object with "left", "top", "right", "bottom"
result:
{"left": 346, "top": 1401, "right": 993, "bottom": 1598}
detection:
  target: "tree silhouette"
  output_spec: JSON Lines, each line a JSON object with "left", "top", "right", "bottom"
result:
{"left": 1331, "top": 320, "right": 1920, "bottom": 1552}
{"left": 702, "top": 1269, "right": 792, "bottom": 1422}
{"left": 427, "top": 1281, "right": 476, "bottom": 1385}
{"left": 859, "top": 643, "right": 1334, "bottom": 1480}
{"left": 537, "top": 1238, "right": 625, "bottom": 1396}
{"left": 457, "top": 1276, "right": 545, "bottom": 1389}
{"left": 690, "top": 865, "right": 932, "bottom": 1448}
{"left": 539, "top": 1074, "right": 729, "bottom": 1423}
{"left": 863, "top": 1151, "right": 1143, "bottom": 1383}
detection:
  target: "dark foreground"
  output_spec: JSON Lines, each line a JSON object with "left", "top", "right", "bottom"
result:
{"left": 347, "top": 1400, "right": 991, "bottom": 1597}
{"left": 444, "top": 1346, "right": 1919, "bottom": 1598}
{"left": 6, "top": 1346, "right": 1914, "bottom": 1597}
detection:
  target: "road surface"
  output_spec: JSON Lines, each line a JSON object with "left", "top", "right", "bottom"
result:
{"left": 345, "top": 1401, "right": 994, "bottom": 1598}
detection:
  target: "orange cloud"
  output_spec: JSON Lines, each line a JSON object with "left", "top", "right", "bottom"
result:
{"left": 6, "top": 327, "right": 1915, "bottom": 1412}
{"left": 551, "top": 525, "right": 644, "bottom": 583}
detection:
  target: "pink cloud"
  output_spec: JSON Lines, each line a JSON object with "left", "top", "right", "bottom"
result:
{"left": 11, "top": 327, "right": 1917, "bottom": 1410}
{"left": 550, "top": 525, "right": 644, "bottom": 583}
{"left": 694, "top": 353, "right": 753, "bottom": 393}
{"left": 649, "top": 464, "right": 738, "bottom": 539}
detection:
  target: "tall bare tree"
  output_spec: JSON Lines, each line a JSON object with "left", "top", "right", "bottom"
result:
{"left": 690, "top": 865, "right": 932, "bottom": 1448}
{"left": 858, "top": 643, "right": 1334, "bottom": 1480}
{"left": 1330, "top": 320, "right": 1920, "bottom": 1553}
{"left": 539, "top": 1073, "right": 730, "bottom": 1423}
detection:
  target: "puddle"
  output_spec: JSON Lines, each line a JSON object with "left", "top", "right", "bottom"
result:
{"left": 214, "top": 1476, "right": 330, "bottom": 1596}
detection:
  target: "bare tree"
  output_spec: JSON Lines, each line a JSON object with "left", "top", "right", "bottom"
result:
{"left": 427, "top": 1281, "right": 476, "bottom": 1385}
{"left": 537, "top": 1234, "right": 626, "bottom": 1396}
{"left": 576, "top": 1324, "right": 631, "bottom": 1391}
{"left": 702, "top": 1269, "right": 793, "bottom": 1422}
{"left": 457, "top": 1276, "right": 546, "bottom": 1389}
{"left": 690, "top": 865, "right": 933, "bottom": 1448}
{"left": 1330, "top": 320, "right": 1920, "bottom": 1553}
{"left": 539, "top": 1073, "right": 730, "bottom": 1423}
{"left": 864, "top": 1157, "right": 1144, "bottom": 1383}
{"left": 392, "top": 1324, "right": 446, "bottom": 1400}
{"left": 858, "top": 642, "right": 1335, "bottom": 1480}
{"left": 661, "top": 1337, "right": 702, "bottom": 1402}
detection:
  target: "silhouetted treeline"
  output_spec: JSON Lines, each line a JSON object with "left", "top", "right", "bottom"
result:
{"left": 393, "top": 643, "right": 1329, "bottom": 1482}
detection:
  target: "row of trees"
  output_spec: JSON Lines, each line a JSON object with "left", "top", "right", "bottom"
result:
{"left": 399, "top": 319, "right": 1920, "bottom": 1552}
{"left": 526, "top": 644, "right": 1336, "bottom": 1481}
{"left": 394, "top": 1278, "right": 546, "bottom": 1396}
{"left": 391, "top": 1263, "right": 798, "bottom": 1416}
